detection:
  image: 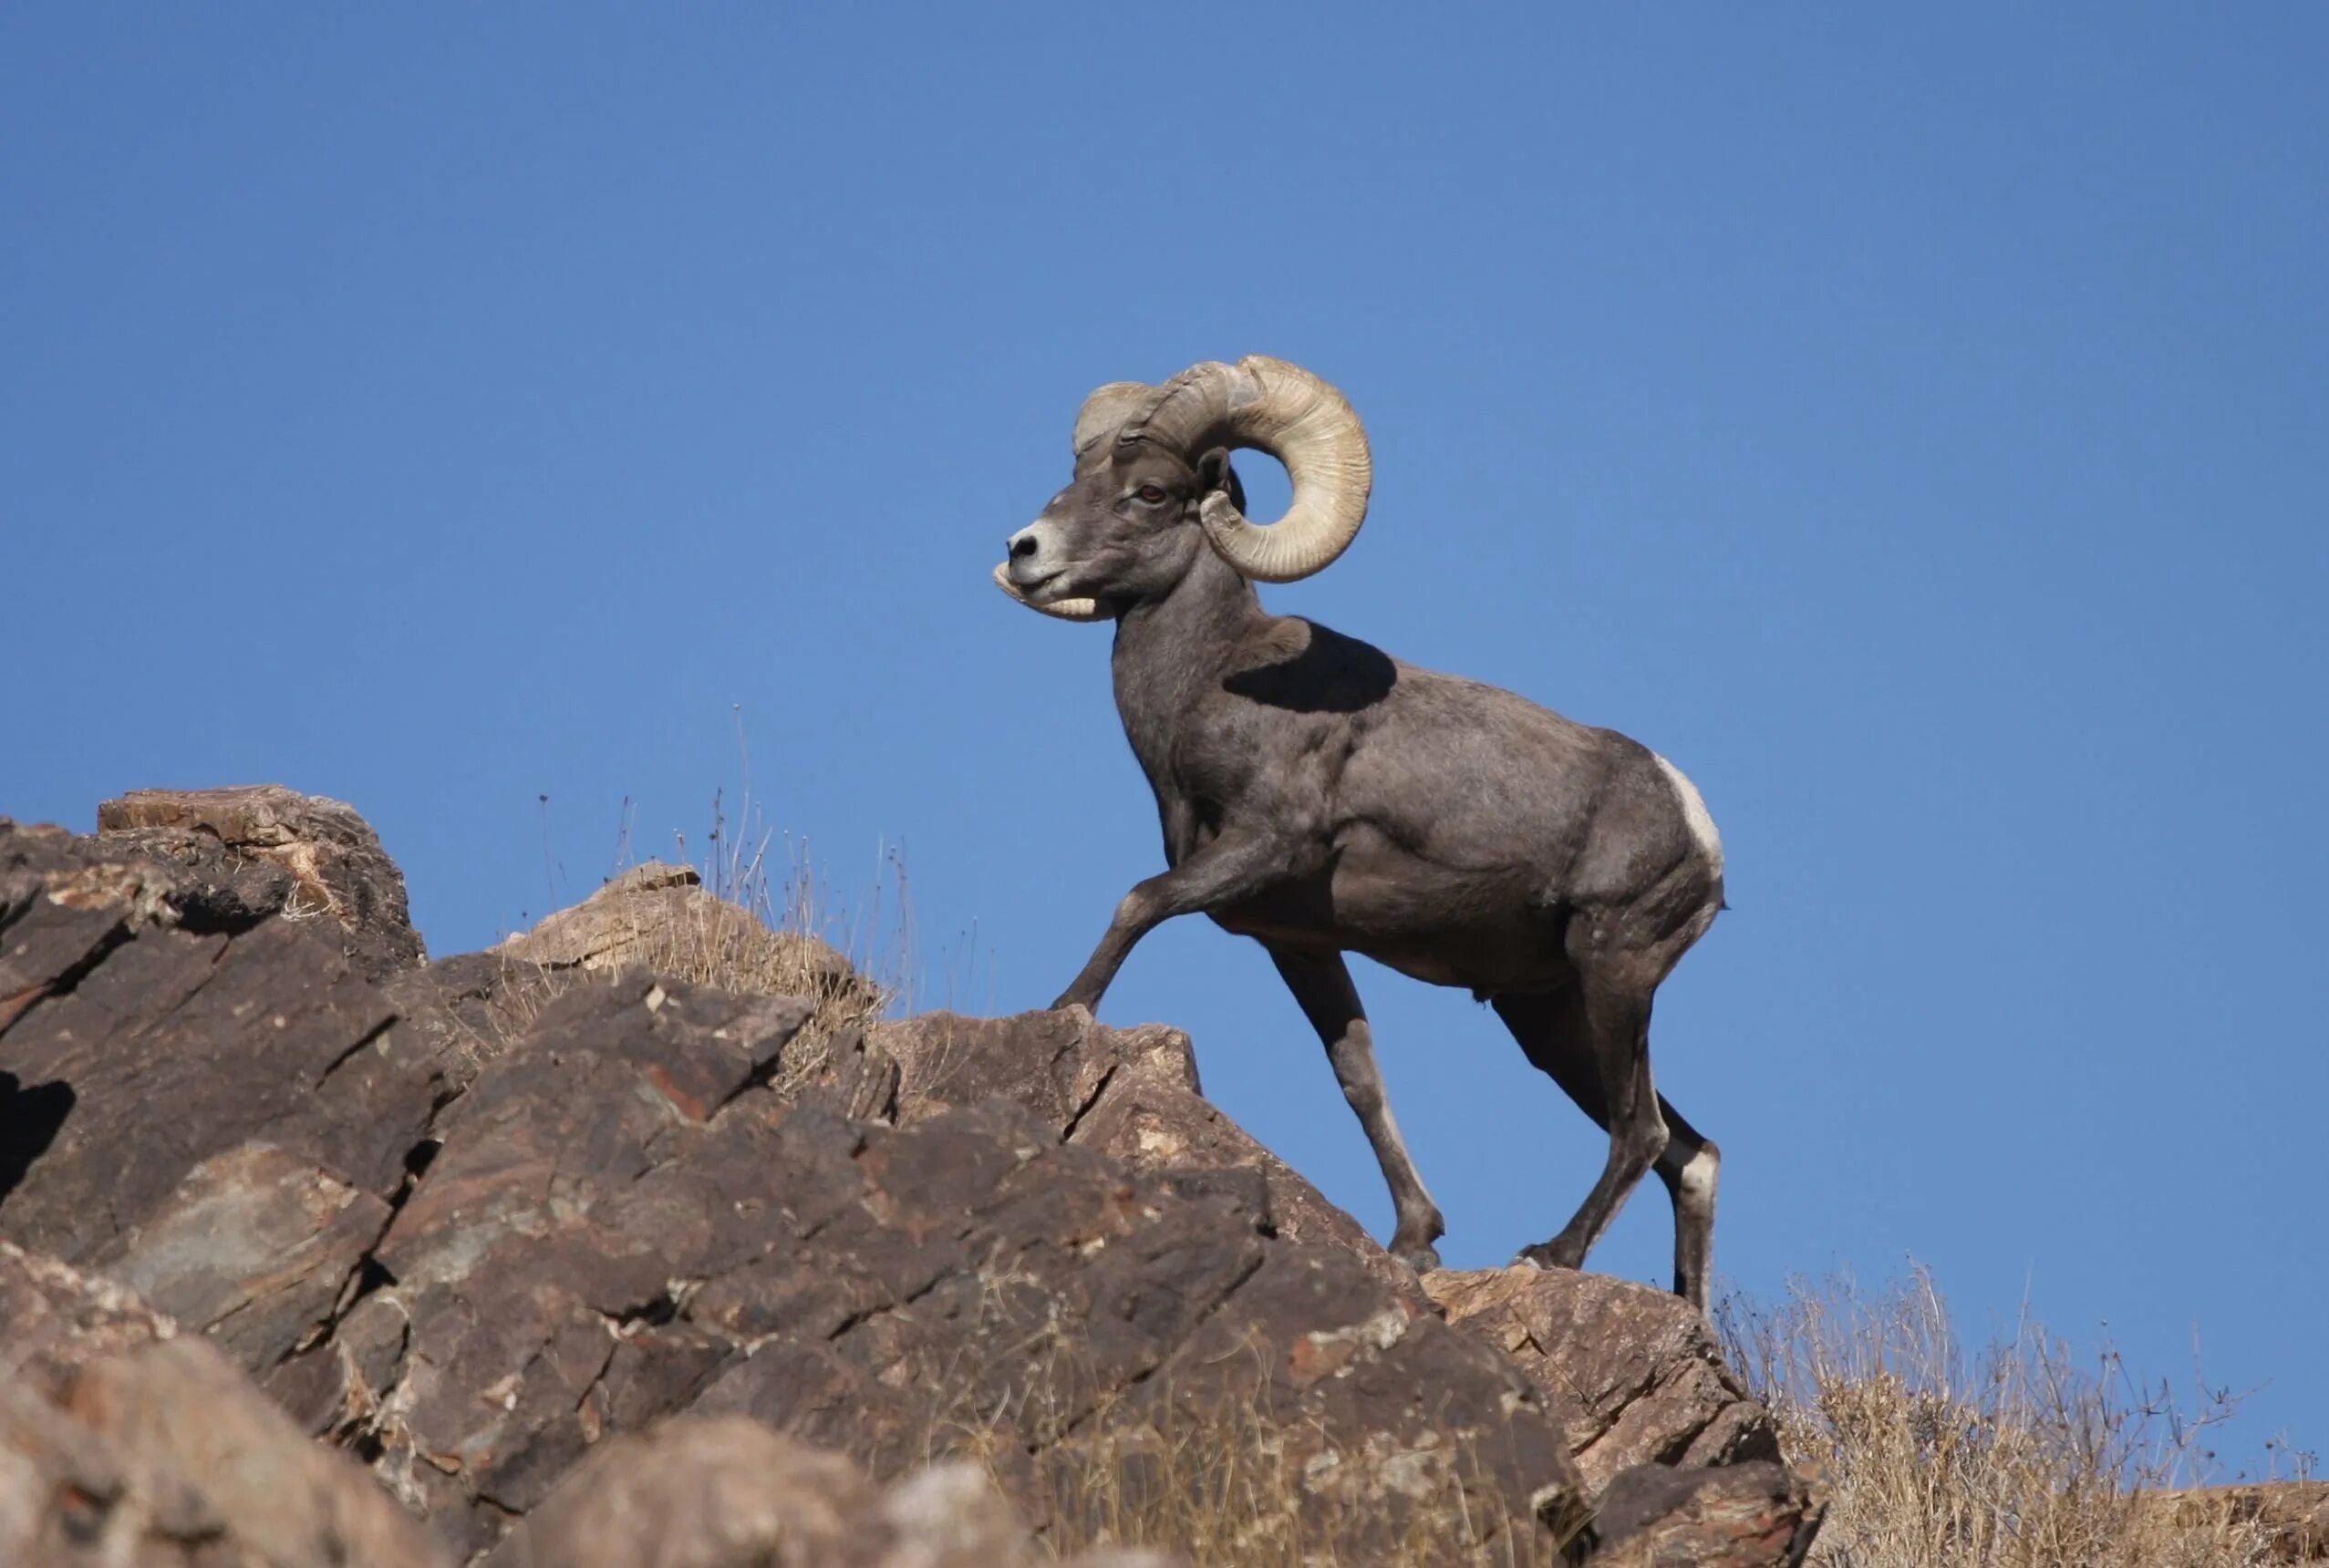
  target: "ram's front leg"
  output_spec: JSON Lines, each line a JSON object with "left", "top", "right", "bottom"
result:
{"left": 1053, "top": 830, "right": 1286, "bottom": 1011}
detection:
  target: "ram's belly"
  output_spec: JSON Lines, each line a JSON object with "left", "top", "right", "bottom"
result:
{"left": 1208, "top": 838, "right": 1571, "bottom": 995}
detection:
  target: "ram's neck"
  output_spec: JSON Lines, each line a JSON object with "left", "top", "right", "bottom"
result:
{"left": 1110, "top": 549, "right": 1262, "bottom": 779}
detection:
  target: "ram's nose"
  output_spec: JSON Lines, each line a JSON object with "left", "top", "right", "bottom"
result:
{"left": 1004, "top": 524, "right": 1049, "bottom": 586}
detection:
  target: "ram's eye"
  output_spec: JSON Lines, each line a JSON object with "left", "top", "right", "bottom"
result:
{"left": 1135, "top": 484, "right": 1168, "bottom": 505}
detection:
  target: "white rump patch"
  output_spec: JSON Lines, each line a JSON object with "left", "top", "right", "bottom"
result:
{"left": 1651, "top": 753, "right": 1724, "bottom": 875}
{"left": 1675, "top": 1145, "right": 1720, "bottom": 1204}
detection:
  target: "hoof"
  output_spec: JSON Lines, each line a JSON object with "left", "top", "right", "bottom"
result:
{"left": 1512, "top": 1242, "right": 1579, "bottom": 1272}
{"left": 1392, "top": 1243, "right": 1443, "bottom": 1274}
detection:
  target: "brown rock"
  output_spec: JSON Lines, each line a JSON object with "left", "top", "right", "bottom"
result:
{"left": 1064, "top": 1048, "right": 1422, "bottom": 1299}
{"left": 496, "top": 1416, "right": 876, "bottom": 1568}
{"left": 0, "top": 1243, "right": 444, "bottom": 1568}
{"left": 0, "top": 1239, "right": 178, "bottom": 1388}
{"left": 5, "top": 815, "right": 1598, "bottom": 1561}
{"left": 300, "top": 981, "right": 1579, "bottom": 1559}
{"left": 1583, "top": 1460, "right": 1823, "bottom": 1566}
{"left": 870, "top": 1005, "right": 1201, "bottom": 1133}
{"left": 497, "top": 1413, "right": 1188, "bottom": 1568}
{"left": 0, "top": 840, "right": 436, "bottom": 1304}
{"left": 97, "top": 784, "right": 426, "bottom": 978}
{"left": 1424, "top": 1267, "right": 1782, "bottom": 1496}
{"left": 870, "top": 1006, "right": 1423, "bottom": 1298}
{"left": 0, "top": 818, "right": 487, "bottom": 1373}
{"left": 99, "top": 1143, "right": 394, "bottom": 1366}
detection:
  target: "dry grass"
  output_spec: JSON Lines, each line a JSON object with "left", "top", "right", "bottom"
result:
{"left": 1717, "top": 1266, "right": 2314, "bottom": 1568}
{"left": 488, "top": 772, "right": 906, "bottom": 1065}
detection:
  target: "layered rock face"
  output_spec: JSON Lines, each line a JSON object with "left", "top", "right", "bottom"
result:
{"left": 1, "top": 789, "right": 1823, "bottom": 1566}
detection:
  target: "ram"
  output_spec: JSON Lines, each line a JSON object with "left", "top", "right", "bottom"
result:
{"left": 995, "top": 357, "right": 1728, "bottom": 1310}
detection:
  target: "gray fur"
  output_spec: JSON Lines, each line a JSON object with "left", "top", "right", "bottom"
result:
{"left": 1005, "top": 419, "right": 1727, "bottom": 1309}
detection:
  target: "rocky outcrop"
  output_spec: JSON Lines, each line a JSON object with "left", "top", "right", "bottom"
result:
{"left": 869, "top": 1007, "right": 1421, "bottom": 1298}
{"left": 96, "top": 785, "right": 426, "bottom": 978}
{"left": 1, "top": 1244, "right": 1178, "bottom": 1568}
{"left": 276, "top": 974, "right": 1576, "bottom": 1561}
{"left": 0, "top": 819, "right": 450, "bottom": 1308}
{"left": 492, "top": 1415, "right": 1179, "bottom": 1568}
{"left": 2, "top": 797, "right": 1818, "bottom": 1565}
{"left": 1583, "top": 1460, "right": 1824, "bottom": 1567}
{"left": 1425, "top": 1267, "right": 1783, "bottom": 1495}
{"left": 0, "top": 1243, "right": 445, "bottom": 1568}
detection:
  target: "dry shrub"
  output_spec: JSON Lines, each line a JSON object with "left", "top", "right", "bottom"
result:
{"left": 491, "top": 781, "right": 906, "bottom": 1065}
{"left": 1717, "top": 1266, "right": 2313, "bottom": 1568}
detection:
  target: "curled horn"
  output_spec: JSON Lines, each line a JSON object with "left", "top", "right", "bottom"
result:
{"left": 1123, "top": 356, "right": 1372, "bottom": 583}
{"left": 1072, "top": 381, "right": 1154, "bottom": 464}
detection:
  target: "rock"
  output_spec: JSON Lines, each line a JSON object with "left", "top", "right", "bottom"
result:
{"left": 0, "top": 1243, "right": 444, "bottom": 1568}
{"left": 0, "top": 825, "right": 443, "bottom": 1342}
{"left": 6, "top": 813, "right": 1607, "bottom": 1561}
{"left": 1582, "top": 1460, "right": 1823, "bottom": 1566}
{"left": 0, "top": 1239, "right": 177, "bottom": 1386}
{"left": 869, "top": 1007, "right": 1423, "bottom": 1298}
{"left": 2, "top": 818, "right": 219, "bottom": 1034}
{"left": 495, "top": 1413, "right": 1175, "bottom": 1568}
{"left": 0, "top": 818, "right": 517, "bottom": 1384}
{"left": 99, "top": 1143, "right": 395, "bottom": 1367}
{"left": 870, "top": 1006, "right": 1201, "bottom": 1133}
{"left": 1425, "top": 1266, "right": 1783, "bottom": 1496}
{"left": 97, "top": 784, "right": 426, "bottom": 978}
{"left": 377, "top": 946, "right": 557, "bottom": 1091}
{"left": 1063, "top": 1045, "right": 1422, "bottom": 1297}
{"left": 493, "top": 1416, "right": 875, "bottom": 1568}
{"left": 264, "top": 978, "right": 1580, "bottom": 1560}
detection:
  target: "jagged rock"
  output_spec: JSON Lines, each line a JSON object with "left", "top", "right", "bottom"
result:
{"left": 869, "top": 1006, "right": 1421, "bottom": 1297}
{"left": 1424, "top": 1267, "right": 1782, "bottom": 1496}
{"left": 0, "top": 1239, "right": 178, "bottom": 1383}
{"left": 492, "top": 1413, "right": 1185, "bottom": 1568}
{"left": 290, "top": 975, "right": 1578, "bottom": 1560}
{"left": 0, "top": 824, "right": 445, "bottom": 1347}
{"left": 101, "top": 1143, "right": 395, "bottom": 1366}
{"left": 0, "top": 1243, "right": 443, "bottom": 1568}
{"left": 871, "top": 1006, "right": 1199, "bottom": 1132}
{"left": 376, "top": 946, "right": 556, "bottom": 1094}
{"left": 10, "top": 810, "right": 1761, "bottom": 1562}
{"left": 790, "top": 1024, "right": 904, "bottom": 1121}
{"left": 96, "top": 784, "right": 426, "bottom": 978}
{"left": 1582, "top": 1460, "right": 1823, "bottom": 1566}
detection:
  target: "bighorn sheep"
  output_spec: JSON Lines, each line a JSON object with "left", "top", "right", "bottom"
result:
{"left": 995, "top": 356, "right": 1727, "bottom": 1309}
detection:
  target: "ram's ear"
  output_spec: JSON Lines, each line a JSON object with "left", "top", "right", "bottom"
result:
{"left": 1196, "top": 447, "right": 1247, "bottom": 512}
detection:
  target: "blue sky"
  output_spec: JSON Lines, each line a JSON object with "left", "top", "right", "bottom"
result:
{"left": 6, "top": 5, "right": 2324, "bottom": 1463}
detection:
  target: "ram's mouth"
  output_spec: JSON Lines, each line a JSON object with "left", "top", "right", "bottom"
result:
{"left": 992, "top": 562, "right": 1106, "bottom": 623}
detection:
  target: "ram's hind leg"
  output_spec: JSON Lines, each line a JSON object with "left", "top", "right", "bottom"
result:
{"left": 1491, "top": 984, "right": 1719, "bottom": 1311}
{"left": 1266, "top": 944, "right": 1445, "bottom": 1271}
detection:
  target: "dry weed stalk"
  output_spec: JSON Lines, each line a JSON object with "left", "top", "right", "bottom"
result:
{"left": 490, "top": 776, "right": 906, "bottom": 1065}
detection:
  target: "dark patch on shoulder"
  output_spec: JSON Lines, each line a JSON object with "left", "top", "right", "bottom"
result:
{"left": 1222, "top": 620, "right": 1397, "bottom": 715}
